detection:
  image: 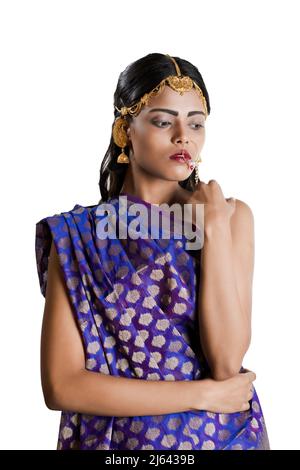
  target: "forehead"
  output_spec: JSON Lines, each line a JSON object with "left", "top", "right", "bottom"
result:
{"left": 139, "top": 85, "right": 205, "bottom": 115}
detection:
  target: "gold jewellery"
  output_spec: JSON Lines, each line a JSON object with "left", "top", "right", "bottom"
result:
{"left": 112, "top": 54, "right": 207, "bottom": 184}
{"left": 194, "top": 154, "right": 202, "bottom": 184}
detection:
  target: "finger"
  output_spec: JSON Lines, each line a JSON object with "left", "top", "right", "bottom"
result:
{"left": 208, "top": 179, "right": 225, "bottom": 199}
{"left": 226, "top": 198, "right": 236, "bottom": 209}
{"left": 244, "top": 374, "right": 256, "bottom": 385}
{"left": 242, "top": 402, "right": 250, "bottom": 411}
{"left": 244, "top": 371, "right": 252, "bottom": 377}
{"left": 194, "top": 180, "right": 203, "bottom": 190}
{"left": 247, "top": 372, "right": 256, "bottom": 382}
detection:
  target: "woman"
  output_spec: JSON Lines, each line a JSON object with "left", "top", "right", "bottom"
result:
{"left": 35, "top": 53, "right": 270, "bottom": 450}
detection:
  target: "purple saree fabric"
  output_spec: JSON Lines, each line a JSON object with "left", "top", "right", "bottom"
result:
{"left": 35, "top": 193, "right": 270, "bottom": 450}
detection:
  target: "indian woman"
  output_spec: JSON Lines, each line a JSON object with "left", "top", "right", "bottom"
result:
{"left": 35, "top": 52, "right": 270, "bottom": 450}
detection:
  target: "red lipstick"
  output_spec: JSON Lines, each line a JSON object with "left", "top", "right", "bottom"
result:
{"left": 169, "top": 149, "right": 192, "bottom": 161}
{"left": 169, "top": 149, "right": 195, "bottom": 170}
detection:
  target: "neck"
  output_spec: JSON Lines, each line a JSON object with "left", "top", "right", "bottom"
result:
{"left": 120, "top": 163, "right": 185, "bottom": 206}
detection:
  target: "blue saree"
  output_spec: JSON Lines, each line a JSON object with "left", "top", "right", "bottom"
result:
{"left": 35, "top": 192, "right": 270, "bottom": 450}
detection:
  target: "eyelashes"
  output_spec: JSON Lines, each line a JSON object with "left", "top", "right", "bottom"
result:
{"left": 152, "top": 120, "right": 204, "bottom": 130}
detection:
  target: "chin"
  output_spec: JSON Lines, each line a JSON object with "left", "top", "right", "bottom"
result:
{"left": 159, "top": 171, "right": 188, "bottom": 181}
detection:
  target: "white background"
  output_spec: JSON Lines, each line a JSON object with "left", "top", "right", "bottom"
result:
{"left": 1, "top": 0, "right": 299, "bottom": 450}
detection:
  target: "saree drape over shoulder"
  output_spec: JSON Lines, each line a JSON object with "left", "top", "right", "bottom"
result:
{"left": 35, "top": 193, "right": 270, "bottom": 450}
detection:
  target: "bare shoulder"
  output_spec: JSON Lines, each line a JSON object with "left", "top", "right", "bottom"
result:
{"left": 230, "top": 198, "right": 254, "bottom": 220}
{"left": 229, "top": 198, "right": 254, "bottom": 241}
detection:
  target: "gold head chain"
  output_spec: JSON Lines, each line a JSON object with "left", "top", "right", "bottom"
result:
{"left": 112, "top": 54, "right": 207, "bottom": 183}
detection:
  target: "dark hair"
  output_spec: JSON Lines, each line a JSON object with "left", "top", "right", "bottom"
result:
{"left": 98, "top": 53, "right": 211, "bottom": 202}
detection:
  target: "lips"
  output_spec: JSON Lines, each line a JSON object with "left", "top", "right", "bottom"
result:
{"left": 169, "top": 150, "right": 192, "bottom": 161}
{"left": 169, "top": 150, "right": 195, "bottom": 169}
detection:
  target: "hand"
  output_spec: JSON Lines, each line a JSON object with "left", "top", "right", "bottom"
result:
{"left": 195, "top": 369, "right": 256, "bottom": 414}
{"left": 186, "top": 179, "right": 236, "bottom": 228}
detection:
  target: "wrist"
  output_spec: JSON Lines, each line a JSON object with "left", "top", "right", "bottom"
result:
{"left": 204, "top": 218, "right": 231, "bottom": 240}
{"left": 189, "top": 378, "right": 212, "bottom": 412}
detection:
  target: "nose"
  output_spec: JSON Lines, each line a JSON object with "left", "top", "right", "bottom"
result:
{"left": 175, "top": 137, "right": 188, "bottom": 144}
{"left": 174, "top": 135, "right": 189, "bottom": 146}
{"left": 172, "top": 124, "right": 189, "bottom": 146}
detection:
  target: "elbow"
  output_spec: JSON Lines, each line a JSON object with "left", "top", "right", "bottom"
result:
{"left": 45, "top": 398, "right": 60, "bottom": 411}
{"left": 208, "top": 357, "right": 245, "bottom": 381}
{"left": 42, "top": 371, "right": 82, "bottom": 411}
{"left": 209, "top": 364, "right": 242, "bottom": 381}
{"left": 43, "top": 387, "right": 62, "bottom": 411}
{"left": 208, "top": 339, "right": 251, "bottom": 381}
{"left": 42, "top": 380, "right": 64, "bottom": 411}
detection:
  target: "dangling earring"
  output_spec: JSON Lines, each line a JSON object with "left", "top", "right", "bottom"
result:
{"left": 112, "top": 116, "right": 130, "bottom": 164}
{"left": 194, "top": 155, "right": 202, "bottom": 184}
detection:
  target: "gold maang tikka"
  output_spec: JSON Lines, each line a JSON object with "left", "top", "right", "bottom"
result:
{"left": 112, "top": 54, "right": 208, "bottom": 177}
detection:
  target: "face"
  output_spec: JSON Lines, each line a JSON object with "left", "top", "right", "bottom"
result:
{"left": 125, "top": 85, "right": 206, "bottom": 183}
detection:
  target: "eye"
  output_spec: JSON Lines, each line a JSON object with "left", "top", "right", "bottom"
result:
{"left": 152, "top": 120, "right": 204, "bottom": 130}
{"left": 152, "top": 120, "right": 171, "bottom": 128}
{"left": 191, "top": 123, "right": 204, "bottom": 130}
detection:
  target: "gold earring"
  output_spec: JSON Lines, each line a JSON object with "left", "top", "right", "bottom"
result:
{"left": 112, "top": 116, "right": 130, "bottom": 164}
{"left": 194, "top": 155, "right": 202, "bottom": 184}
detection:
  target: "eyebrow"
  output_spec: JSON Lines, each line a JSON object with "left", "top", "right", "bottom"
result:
{"left": 148, "top": 108, "right": 205, "bottom": 117}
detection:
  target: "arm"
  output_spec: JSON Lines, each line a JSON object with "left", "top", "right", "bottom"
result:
{"left": 198, "top": 199, "right": 254, "bottom": 381}
{"left": 41, "top": 241, "right": 207, "bottom": 417}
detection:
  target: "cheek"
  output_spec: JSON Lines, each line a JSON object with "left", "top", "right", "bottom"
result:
{"left": 132, "top": 125, "right": 163, "bottom": 153}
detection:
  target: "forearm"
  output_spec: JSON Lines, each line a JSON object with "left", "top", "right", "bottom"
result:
{"left": 198, "top": 222, "right": 249, "bottom": 380}
{"left": 48, "top": 369, "right": 207, "bottom": 417}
